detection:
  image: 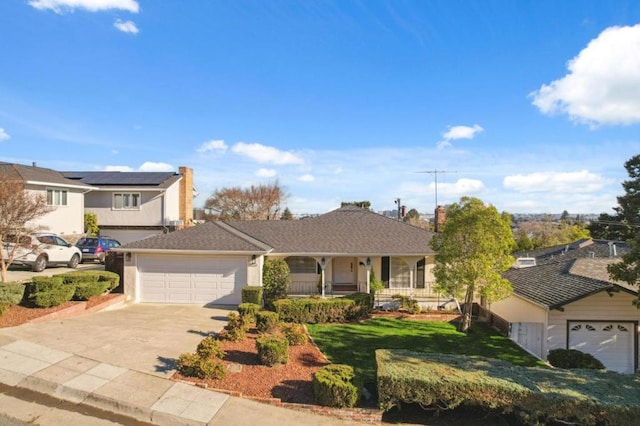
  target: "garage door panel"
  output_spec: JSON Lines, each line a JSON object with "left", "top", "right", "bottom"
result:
{"left": 569, "top": 321, "right": 635, "bottom": 374}
{"left": 138, "top": 256, "right": 247, "bottom": 305}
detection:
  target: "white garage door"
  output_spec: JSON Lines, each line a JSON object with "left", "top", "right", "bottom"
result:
{"left": 138, "top": 256, "right": 247, "bottom": 305}
{"left": 568, "top": 321, "right": 635, "bottom": 374}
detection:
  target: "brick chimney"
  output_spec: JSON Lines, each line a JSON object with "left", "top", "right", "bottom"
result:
{"left": 178, "top": 166, "right": 194, "bottom": 228}
{"left": 434, "top": 205, "right": 446, "bottom": 232}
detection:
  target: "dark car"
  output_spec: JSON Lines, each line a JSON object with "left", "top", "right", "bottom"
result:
{"left": 76, "top": 237, "right": 121, "bottom": 264}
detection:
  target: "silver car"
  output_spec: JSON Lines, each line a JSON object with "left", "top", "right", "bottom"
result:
{"left": 2, "top": 232, "right": 82, "bottom": 272}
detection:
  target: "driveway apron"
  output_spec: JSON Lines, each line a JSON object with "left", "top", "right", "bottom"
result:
{"left": 0, "top": 304, "right": 230, "bottom": 378}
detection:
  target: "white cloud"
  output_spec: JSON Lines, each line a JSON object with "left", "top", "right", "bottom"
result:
{"left": 0, "top": 128, "right": 10, "bottom": 141}
{"left": 298, "top": 174, "right": 315, "bottom": 182}
{"left": 503, "top": 170, "right": 609, "bottom": 193}
{"left": 138, "top": 161, "right": 174, "bottom": 172}
{"left": 29, "top": 0, "right": 139, "bottom": 13}
{"left": 435, "top": 178, "right": 486, "bottom": 197}
{"left": 255, "top": 168, "right": 277, "bottom": 178}
{"left": 437, "top": 124, "right": 484, "bottom": 149}
{"left": 114, "top": 19, "right": 139, "bottom": 34}
{"left": 530, "top": 24, "right": 640, "bottom": 126}
{"left": 232, "top": 142, "right": 304, "bottom": 165}
{"left": 197, "top": 139, "right": 228, "bottom": 154}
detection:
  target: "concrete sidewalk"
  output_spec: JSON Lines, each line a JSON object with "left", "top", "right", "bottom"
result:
{"left": 0, "top": 337, "right": 370, "bottom": 425}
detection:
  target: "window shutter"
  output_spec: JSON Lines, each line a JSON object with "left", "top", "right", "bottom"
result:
{"left": 382, "top": 256, "right": 390, "bottom": 288}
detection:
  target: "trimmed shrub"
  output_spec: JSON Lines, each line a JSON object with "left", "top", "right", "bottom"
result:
{"left": 237, "top": 303, "right": 260, "bottom": 322}
{"left": 241, "top": 286, "right": 263, "bottom": 305}
{"left": 73, "top": 282, "right": 110, "bottom": 300}
{"left": 198, "top": 357, "right": 226, "bottom": 380}
{"left": 33, "top": 286, "right": 75, "bottom": 308}
{"left": 547, "top": 349, "right": 605, "bottom": 370}
{"left": 391, "top": 294, "right": 421, "bottom": 314}
{"left": 197, "top": 336, "right": 225, "bottom": 359}
{"left": 57, "top": 270, "right": 120, "bottom": 291}
{"left": 313, "top": 364, "right": 359, "bottom": 408}
{"left": 256, "top": 334, "right": 289, "bottom": 366}
{"left": 28, "top": 276, "right": 64, "bottom": 295}
{"left": 281, "top": 323, "right": 308, "bottom": 346}
{"left": 220, "top": 311, "right": 249, "bottom": 341}
{"left": 176, "top": 352, "right": 201, "bottom": 377}
{"left": 256, "top": 310, "right": 279, "bottom": 333}
{"left": 0, "top": 301, "right": 10, "bottom": 317}
{"left": 262, "top": 259, "right": 290, "bottom": 309}
{"left": 0, "top": 282, "right": 26, "bottom": 305}
{"left": 273, "top": 294, "right": 372, "bottom": 324}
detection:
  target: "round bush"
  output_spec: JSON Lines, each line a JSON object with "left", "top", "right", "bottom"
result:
{"left": 238, "top": 303, "right": 260, "bottom": 322}
{"left": 313, "top": 364, "right": 359, "bottom": 408}
{"left": 256, "top": 310, "right": 279, "bottom": 333}
{"left": 547, "top": 349, "right": 605, "bottom": 370}
{"left": 197, "top": 336, "right": 225, "bottom": 359}
{"left": 281, "top": 323, "right": 308, "bottom": 346}
{"left": 0, "top": 282, "right": 26, "bottom": 305}
{"left": 256, "top": 334, "right": 289, "bottom": 366}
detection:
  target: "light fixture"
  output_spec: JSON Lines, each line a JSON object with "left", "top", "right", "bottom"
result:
{"left": 250, "top": 254, "right": 257, "bottom": 266}
{"left": 125, "top": 252, "right": 131, "bottom": 261}
{"left": 366, "top": 257, "right": 371, "bottom": 266}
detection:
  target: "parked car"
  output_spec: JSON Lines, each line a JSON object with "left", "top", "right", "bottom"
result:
{"left": 2, "top": 232, "right": 82, "bottom": 272}
{"left": 75, "top": 236, "right": 121, "bottom": 264}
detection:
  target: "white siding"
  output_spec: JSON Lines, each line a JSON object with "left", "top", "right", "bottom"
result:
{"left": 25, "top": 186, "right": 85, "bottom": 235}
{"left": 84, "top": 190, "right": 168, "bottom": 226}
{"left": 491, "top": 294, "right": 547, "bottom": 323}
{"left": 548, "top": 291, "right": 640, "bottom": 371}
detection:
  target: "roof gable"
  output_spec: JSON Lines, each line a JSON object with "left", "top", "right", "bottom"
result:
{"left": 0, "top": 162, "right": 92, "bottom": 189}
{"left": 122, "top": 206, "right": 435, "bottom": 255}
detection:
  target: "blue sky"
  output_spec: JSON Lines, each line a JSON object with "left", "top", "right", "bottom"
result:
{"left": 1, "top": 1, "right": 640, "bottom": 216}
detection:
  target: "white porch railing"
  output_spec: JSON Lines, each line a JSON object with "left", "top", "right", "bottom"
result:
{"left": 288, "top": 280, "right": 441, "bottom": 298}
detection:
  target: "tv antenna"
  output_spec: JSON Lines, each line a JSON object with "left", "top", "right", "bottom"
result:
{"left": 417, "top": 170, "right": 458, "bottom": 209}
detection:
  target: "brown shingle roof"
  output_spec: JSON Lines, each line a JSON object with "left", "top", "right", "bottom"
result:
{"left": 121, "top": 206, "right": 435, "bottom": 255}
{"left": 122, "top": 222, "right": 269, "bottom": 252}
{"left": 0, "top": 162, "right": 92, "bottom": 189}
{"left": 226, "top": 206, "right": 434, "bottom": 255}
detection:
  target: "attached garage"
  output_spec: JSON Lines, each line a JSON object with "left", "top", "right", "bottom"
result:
{"left": 137, "top": 255, "right": 247, "bottom": 305}
{"left": 568, "top": 321, "right": 637, "bottom": 374}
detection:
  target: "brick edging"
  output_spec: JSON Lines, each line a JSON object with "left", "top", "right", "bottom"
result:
{"left": 27, "top": 294, "right": 125, "bottom": 324}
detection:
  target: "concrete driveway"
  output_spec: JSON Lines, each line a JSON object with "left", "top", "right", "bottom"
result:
{"left": 0, "top": 304, "right": 230, "bottom": 378}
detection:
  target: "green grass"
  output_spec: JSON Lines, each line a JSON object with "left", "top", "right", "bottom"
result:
{"left": 307, "top": 317, "right": 546, "bottom": 386}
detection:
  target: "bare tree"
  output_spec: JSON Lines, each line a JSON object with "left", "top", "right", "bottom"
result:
{"left": 0, "top": 173, "right": 52, "bottom": 281}
{"left": 204, "top": 181, "right": 287, "bottom": 220}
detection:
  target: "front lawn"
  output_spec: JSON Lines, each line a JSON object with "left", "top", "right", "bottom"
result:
{"left": 307, "top": 317, "right": 545, "bottom": 387}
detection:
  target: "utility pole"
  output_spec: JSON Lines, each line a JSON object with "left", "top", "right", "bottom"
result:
{"left": 394, "top": 198, "right": 402, "bottom": 220}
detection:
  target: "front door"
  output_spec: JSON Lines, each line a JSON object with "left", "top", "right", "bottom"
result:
{"left": 332, "top": 257, "right": 355, "bottom": 284}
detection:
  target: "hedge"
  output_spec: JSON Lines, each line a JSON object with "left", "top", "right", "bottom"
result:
{"left": 33, "top": 285, "right": 75, "bottom": 308}
{"left": 0, "top": 282, "right": 26, "bottom": 305}
{"left": 241, "top": 286, "right": 263, "bottom": 305}
{"left": 376, "top": 349, "right": 640, "bottom": 425}
{"left": 273, "top": 293, "right": 372, "bottom": 323}
{"left": 56, "top": 270, "right": 120, "bottom": 291}
{"left": 73, "top": 282, "right": 110, "bottom": 300}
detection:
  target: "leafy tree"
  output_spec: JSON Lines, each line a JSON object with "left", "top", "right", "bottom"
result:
{"left": 340, "top": 201, "right": 371, "bottom": 210}
{"left": 607, "top": 155, "right": 640, "bottom": 300}
{"left": 430, "top": 197, "right": 515, "bottom": 332}
{"left": 560, "top": 210, "right": 570, "bottom": 222}
{"left": 204, "top": 181, "right": 287, "bottom": 220}
{"left": 0, "top": 173, "right": 52, "bottom": 282}
{"left": 589, "top": 155, "right": 640, "bottom": 241}
{"left": 515, "top": 219, "right": 590, "bottom": 250}
{"left": 262, "top": 258, "right": 290, "bottom": 309}
{"left": 280, "top": 207, "right": 293, "bottom": 220}
{"left": 84, "top": 212, "right": 99, "bottom": 236}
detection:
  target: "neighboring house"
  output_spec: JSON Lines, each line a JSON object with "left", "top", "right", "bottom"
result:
{"left": 490, "top": 239, "right": 639, "bottom": 374}
{"left": 116, "top": 206, "right": 437, "bottom": 306}
{"left": 0, "top": 162, "right": 92, "bottom": 236}
{"left": 62, "top": 167, "right": 196, "bottom": 244}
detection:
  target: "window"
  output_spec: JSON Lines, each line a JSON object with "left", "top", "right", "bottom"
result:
{"left": 113, "top": 193, "right": 141, "bottom": 210}
{"left": 47, "top": 189, "right": 67, "bottom": 206}
{"left": 285, "top": 256, "right": 317, "bottom": 274}
{"left": 390, "top": 257, "right": 410, "bottom": 288}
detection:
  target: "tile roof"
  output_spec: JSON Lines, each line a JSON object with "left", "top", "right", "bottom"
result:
{"left": 0, "top": 162, "right": 93, "bottom": 188}
{"left": 61, "top": 171, "right": 181, "bottom": 188}
{"left": 122, "top": 222, "right": 269, "bottom": 252}
{"left": 507, "top": 239, "right": 633, "bottom": 309}
{"left": 121, "top": 206, "right": 435, "bottom": 255}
